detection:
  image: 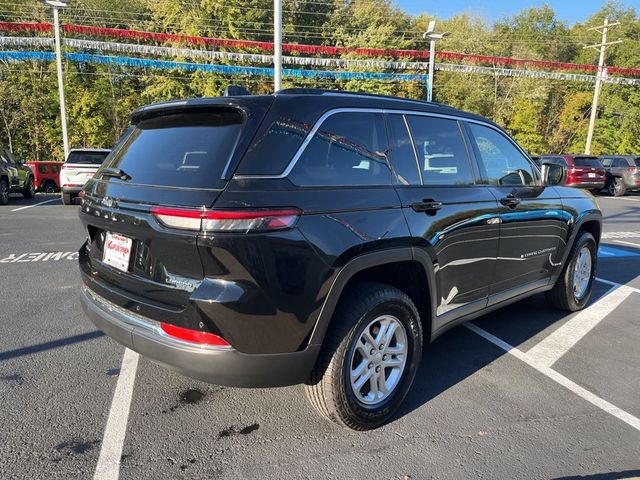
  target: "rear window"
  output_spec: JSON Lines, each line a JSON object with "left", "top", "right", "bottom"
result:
{"left": 66, "top": 151, "right": 110, "bottom": 165}
{"left": 102, "top": 111, "right": 243, "bottom": 189}
{"left": 573, "top": 157, "right": 602, "bottom": 167}
{"left": 633, "top": 158, "right": 640, "bottom": 167}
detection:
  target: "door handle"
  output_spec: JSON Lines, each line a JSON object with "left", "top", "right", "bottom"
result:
{"left": 411, "top": 200, "right": 443, "bottom": 213}
{"left": 499, "top": 195, "right": 521, "bottom": 208}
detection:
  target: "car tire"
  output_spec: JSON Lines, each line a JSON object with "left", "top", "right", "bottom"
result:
{"left": 546, "top": 231, "right": 597, "bottom": 312}
{"left": 0, "top": 178, "right": 9, "bottom": 205}
{"left": 304, "top": 282, "right": 423, "bottom": 430}
{"left": 23, "top": 177, "right": 35, "bottom": 198}
{"left": 62, "top": 192, "right": 73, "bottom": 205}
{"left": 44, "top": 182, "right": 56, "bottom": 194}
{"left": 608, "top": 178, "right": 626, "bottom": 197}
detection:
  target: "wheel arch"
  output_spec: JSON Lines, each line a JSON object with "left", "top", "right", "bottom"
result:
{"left": 308, "top": 248, "right": 437, "bottom": 348}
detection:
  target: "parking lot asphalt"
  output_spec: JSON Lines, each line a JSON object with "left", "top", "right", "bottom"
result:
{"left": 1, "top": 192, "right": 639, "bottom": 479}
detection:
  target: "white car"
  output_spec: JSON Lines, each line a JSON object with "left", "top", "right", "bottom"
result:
{"left": 60, "top": 148, "right": 111, "bottom": 205}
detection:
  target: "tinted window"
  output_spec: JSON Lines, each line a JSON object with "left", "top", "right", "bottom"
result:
{"left": 103, "top": 111, "right": 242, "bottom": 189}
{"left": 388, "top": 115, "right": 420, "bottom": 185}
{"left": 614, "top": 158, "right": 627, "bottom": 167}
{"left": 38, "top": 164, "right": 49, "bottom": 174}
{"left": 573, "top": 157, "right": 602, "bottom": 167}
{"left": 633, "top": 158, "right": 640, "bottom": 167}
{"left": 289, "top": 112, "right": 391, "bottom": 186}
{"left": 469, "top": 123, "right": 535, "bottom": 186}
{"left": 66, "top": 151, "right": 110, "bottom": 165}
{"left": 406, "top": 116, "right": 473, "bottom": 185}
{"left": 600, "top": 157, "right": 613, "bottom": 167}
{"left": 51, "top": 164, "right": 60, "bottom": 174}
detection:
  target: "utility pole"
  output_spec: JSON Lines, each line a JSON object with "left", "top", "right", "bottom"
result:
{"left": 423, "top": 20, "right": 449, "bottom": 102}
{"left": 584, "top": 17, "right": 622, "bottom": 155}
{"left": 273, "top": 0, "right": 282, "bottom": 92}
{"left": 44, "top": 0, "right": 70, "bottom": 160}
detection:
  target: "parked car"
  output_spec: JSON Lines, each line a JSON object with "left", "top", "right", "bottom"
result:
{"left": 60, "top": 148, "right": 111, "bottom": 205}
{"left": 78, "top": 89, "right": 602, "bottom": 430}
{"left": 532, "top": 155, "right": 605, "bottom": 192}
{"left": 598, "top": 155, "right": 640, "bottom": 197}
{"left": 25, "top": 161, "right": 62, "bottom": 193}
{"left": 0, "top": 147, "right": 35, "bottom": 204}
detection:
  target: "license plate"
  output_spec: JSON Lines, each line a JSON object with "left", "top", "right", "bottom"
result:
{"left": 588, "top": 172, "right": 596, "bottom": 178}
{"left": 103, "top": 232, "right": 132, "bottom": 272}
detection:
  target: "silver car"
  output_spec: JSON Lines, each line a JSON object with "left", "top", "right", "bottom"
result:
{"left": 599, "top": 155, "right": 640, "bottom": 196}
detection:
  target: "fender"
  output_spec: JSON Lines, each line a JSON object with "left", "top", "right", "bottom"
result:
{"left": 551, "top": 209, "right": 602, "bottom": 284}
{"left": 308, "top": 247, "right": 437, "bottom": 346}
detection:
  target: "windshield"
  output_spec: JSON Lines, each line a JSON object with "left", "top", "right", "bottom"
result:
{"left": 102, "top": 111, "right": 243, "bottom": 189}
{"left": 573, "top": 157, "right": 602, "bottom": 168}
{"left": 66, "top": 151, "right": 110, "bottom": 165}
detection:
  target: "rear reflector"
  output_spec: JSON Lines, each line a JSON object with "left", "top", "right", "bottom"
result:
{"left": 160, "top": 323, "right": 231, "bottom": 347}
{"left": 151, "top": 207, "right": 300, "bottom": 233}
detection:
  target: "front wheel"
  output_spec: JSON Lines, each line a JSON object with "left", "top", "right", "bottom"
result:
{"left": 23, "top": 177, "right": 35, "bottom": 198}
{"left": 305, "top": 282, "right": 423, "bottom": 430}
{"left": 0, "top": 179, "right": 9, "bottom": 205}
{"left": 546, "top": 231, "right": 597, "bottom": 311}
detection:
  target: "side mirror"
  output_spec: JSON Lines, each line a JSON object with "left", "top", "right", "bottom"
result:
{"left": 541, "top": 162, "right": 565, "bottom": 186}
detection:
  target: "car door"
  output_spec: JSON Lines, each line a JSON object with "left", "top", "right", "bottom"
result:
{"left": 387, "top": 113, "right": 501, "bottom": 328}
{"left": 0, "top": 149, "right": 19, "bottom": 187}
{"left": 465, "top": 122, "right": 568, "bottom": 304}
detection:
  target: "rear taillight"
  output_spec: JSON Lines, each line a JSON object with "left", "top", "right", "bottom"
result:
{"left": 150, "top": 207, "right": 300, "bottom": 233}
{"left": 160, "top": 323, "right": 231, "bottom": 347}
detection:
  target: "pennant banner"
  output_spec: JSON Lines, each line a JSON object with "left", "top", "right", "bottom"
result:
{"left": 1, "top": 21, "right": 639, "bottom": 77}
{"left": 1, "top": 38, "right": 638, "bottom": 85}
{"left": 0, "top": 50, "right": 429, "bottom": 81}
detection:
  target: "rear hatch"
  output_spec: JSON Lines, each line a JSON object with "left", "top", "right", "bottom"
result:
{"left": 568, "top": 156, "right": 605, "bottom": 183}
{"left": 60, "top": 150, "right": 110, "bottom": 188}
{"left": 79, "top": 97, "right": 273, "bottom": 323}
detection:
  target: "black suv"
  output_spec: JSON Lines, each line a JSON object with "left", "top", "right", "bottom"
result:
{"left": 0, "top": 147, "right": 35, "bottom": 204}
{"left": 78, "top": 89, "right": 601, "bottom": 430}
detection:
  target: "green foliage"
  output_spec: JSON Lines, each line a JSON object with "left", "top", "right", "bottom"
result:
{"left": 0, "top": 0, "right": 638, "bottom": 160}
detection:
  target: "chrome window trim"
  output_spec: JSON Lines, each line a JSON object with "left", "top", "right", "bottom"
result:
{"left": 233, "top": 107, "right": 535, "bottom": 181}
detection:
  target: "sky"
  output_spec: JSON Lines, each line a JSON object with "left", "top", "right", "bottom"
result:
{"left": 397, "top": 0, "right": 640, "bottom": 25}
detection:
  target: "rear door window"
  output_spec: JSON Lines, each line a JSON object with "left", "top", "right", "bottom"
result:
{"left": 406, "top": 115, "right": 474, "bottom": 185}
{"left": 289, "top": 112, "right": 391, "bottom": 186}
{"left": 102, "top": 111, "right": 243, "bottom": 189}
{"left": 66, "top": 151, "right": 110, "bottom": 165}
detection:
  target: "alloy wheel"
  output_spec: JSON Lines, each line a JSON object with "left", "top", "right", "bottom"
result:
{"left": 572, "top": 246, "right": 592, "bottom": 301}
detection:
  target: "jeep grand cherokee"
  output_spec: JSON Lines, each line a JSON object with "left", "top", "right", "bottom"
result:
{"left": 78, "top": 89, "right": 601, "bottom": 430}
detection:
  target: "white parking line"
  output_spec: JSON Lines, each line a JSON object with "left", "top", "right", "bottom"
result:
{"left": 465, "top": 323, "right": 640, "bottom": 433}
{"left": 614, "top": 240, "right": 640, "bottom": 248}
{"left": 526, "top": 284, "right": 632, "bottom": 367}
{"left": 596, "top": 277, "right": 640, "bottom": 294}
{"left": 10, "top": 197, "right": 60, "bottom": 211}
{"left": 599, "top": 196, "right": 640, "bottom": 202}
{"left": 94, "top": 349, "right": 139, "bottom": 480}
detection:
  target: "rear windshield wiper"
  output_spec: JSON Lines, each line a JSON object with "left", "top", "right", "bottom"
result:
{"left": 100, "top": 167, "right": 131, "bottom": 181}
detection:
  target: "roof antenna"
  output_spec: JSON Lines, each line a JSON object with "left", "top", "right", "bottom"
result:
{"left": 224, "top": 85, "right": 252, "bottom": 96}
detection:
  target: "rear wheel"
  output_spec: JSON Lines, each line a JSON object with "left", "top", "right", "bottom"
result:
{"left": 62, "top": 192, "right": 73, "bottom": 205}
{"left": 23, "top": 177, "right": 35, "bottom": 198}
{"left": 43, "top": 182, "right": 56, "bottom": 194}
{"left": 305, "top": 282, "right": 423, "bottom": 430}
{"left": 546, "top": 231, "right": 597, "bottom": 311}
{"left": 0, "top": 179, "right": 8, "bottom": 205}
{"left": 608, "top": 178, "right": 626, "bottom": 197}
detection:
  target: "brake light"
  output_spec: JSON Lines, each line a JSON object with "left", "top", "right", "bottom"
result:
{"left": 150, "top": 207, "right": 300, "bottom": 233}
{"left": 160, "top": 323, "right": 230, "bottom": 347}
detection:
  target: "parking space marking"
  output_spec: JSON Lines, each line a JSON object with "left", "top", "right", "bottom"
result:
{"left": 465, "top": 323, "right": 640, "bottom": 433}
{"left": 10, "top": 197, "right": 61, "bottom": 211}
{"left": 526, "top": 285, "right": 632, "bottom": 367}
{"left": 596, "top": 277, "right": 640, "bottom": 294}
{"left": 94, "top": 349, "right": 139, "bottom": 480}
{"left": 614, "top": 240, "right": 640, "bottom": 248}
{"left": 602, "top": 231, "right": 640, "bottom": 239}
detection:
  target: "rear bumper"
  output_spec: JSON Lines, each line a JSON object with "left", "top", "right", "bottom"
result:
{"left": 80, "top": 286, "right": 320, "bottom": 387}
{"left": 567, "top": 181, "right": 605, "bottom": 189}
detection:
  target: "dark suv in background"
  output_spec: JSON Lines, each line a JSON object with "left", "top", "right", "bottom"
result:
{"left": 78, "top": 89, "right": 601, "bottom": 430}
{"left": 0, "top": 147, "right": 35, "bottom": 204}
{"left": 599, "top": 155, "right": 640, "bottom": 196}
{"left": 532, "top": 155, "right": 605, "bottom": 192}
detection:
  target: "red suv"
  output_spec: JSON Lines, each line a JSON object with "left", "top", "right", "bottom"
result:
{"left": 25, "top": 161, "right": 62, "bottom": 193}
{"left": 533, "top": 155, "right": 605, "bottom": 192}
